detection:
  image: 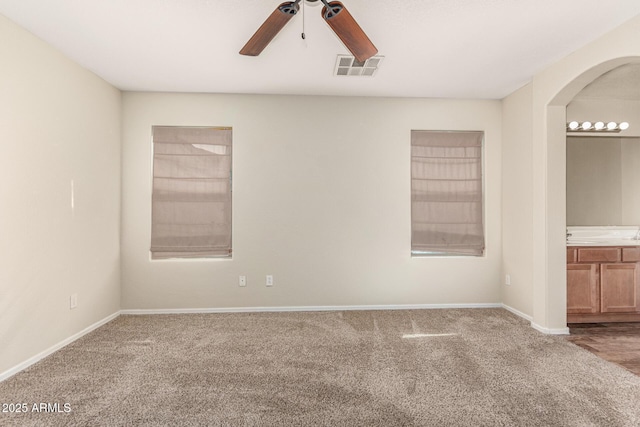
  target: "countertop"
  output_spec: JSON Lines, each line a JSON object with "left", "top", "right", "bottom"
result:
{"left": 567, "top": 226, "right": 640, "bottom": 247}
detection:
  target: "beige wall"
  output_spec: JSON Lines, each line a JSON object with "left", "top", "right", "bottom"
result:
{"left": 0, "top": 15, "right": 121, "bottom": 375}
{"left": 501, "top": 83, "right": 533, "bottom": 317}
{"left": 121, "top": 93, "right": 503, "bottom": 310}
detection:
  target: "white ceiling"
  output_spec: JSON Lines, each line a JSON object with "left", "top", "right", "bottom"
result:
{"left": 1, "top": 0, "right": 640, "bottom": 99}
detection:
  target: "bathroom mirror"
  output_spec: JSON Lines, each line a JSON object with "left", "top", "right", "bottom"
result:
{"left": 566, "top": 136, "right": 640, "bottom": 226}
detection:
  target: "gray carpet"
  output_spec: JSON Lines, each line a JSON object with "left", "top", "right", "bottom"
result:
{"left": 1, "top": 308, "right": 640, "bottom": 426}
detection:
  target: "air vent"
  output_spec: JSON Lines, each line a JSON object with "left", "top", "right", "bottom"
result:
{"left": 334, "top": 55, "right": 384, "bottom": 77}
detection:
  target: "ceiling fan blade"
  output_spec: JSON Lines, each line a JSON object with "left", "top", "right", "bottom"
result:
{"left": 321, "top": 1, "right": 377, "bottom": 63}
{"left": 240, "top": 2, "right": 300, "bottom": 56}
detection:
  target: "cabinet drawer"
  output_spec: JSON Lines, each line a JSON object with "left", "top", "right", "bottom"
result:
{"left": 577, "top": 248, "right": 620, "bottom": 263}
{"left": 622, "top": 247, "right": 640, "bottom": 262}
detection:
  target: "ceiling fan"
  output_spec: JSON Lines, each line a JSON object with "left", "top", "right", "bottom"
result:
{"left": 239, "top": 0, "right": 378, "bottom": 63}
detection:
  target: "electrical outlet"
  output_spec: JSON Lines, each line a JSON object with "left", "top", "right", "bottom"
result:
{"left": 70, "top": 294, "right": 78, "bottom": 309}
{"left": 505, "top": 274, "right": 511, "bottom": 286}
{"left": 239, "top": 276, "right": 247, "bottom": 287}
{"left": 266, "top": 275, "right": 274, "bottom": 287}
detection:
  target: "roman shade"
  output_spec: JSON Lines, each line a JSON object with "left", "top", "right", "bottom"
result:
{"left": 411, "top": 130, "right": 484, "bottom": 256}
{"left": 151, "top": 126, "right": 232, "bottom": 259}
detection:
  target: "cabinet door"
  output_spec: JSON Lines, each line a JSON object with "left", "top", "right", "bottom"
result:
{"left": 567, "top": 263, "right": 599, "bottom": 314}
{"left": 600, "top": 263, "right": 640, "bottom": 313}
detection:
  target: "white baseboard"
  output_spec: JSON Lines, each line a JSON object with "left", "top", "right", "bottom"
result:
{"left": 502, "top": 304, "right": 570, "bottom": 335}
{"left": 0, "top": 311, "right": 120, "bottom": 383}
{"left": 121, "top": 302, "right": 503, "bottom": 315}
{"left": 3, "top": 303, "right": 558, "bottom": 383}
{"left": 531, "top": 322, "right": 570, "bottom": 335}
{"left": 501, "top": 304, "right": 533, "bottom": 322}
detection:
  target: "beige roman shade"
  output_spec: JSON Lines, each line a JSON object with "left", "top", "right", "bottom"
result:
{"left": 151, "top": 126, "right": 232, "bottom": 259}
{"left": 411, "top": 130, "right": 484, "bottom": 256}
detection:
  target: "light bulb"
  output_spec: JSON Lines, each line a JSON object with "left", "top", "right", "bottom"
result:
{"left": 619, "top": 122, "right": 630, "bottom": 130}
{"left": 594, "top": 122, "right": 605, "bottom": 130}
{"left": 568, "top": 121, "right": 579, "bottom": 130}
{"left": 607, "top": 122, "right": 617, "bottom": 130}
{"left": 581, "top": 121, "right": 592, "bottom": 131}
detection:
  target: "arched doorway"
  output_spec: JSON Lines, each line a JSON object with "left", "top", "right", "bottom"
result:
{"left": 535, "top": 56, "right": 640, "bottom": 332}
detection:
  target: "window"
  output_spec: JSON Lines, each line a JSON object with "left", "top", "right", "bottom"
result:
{"left": 150, "top": 126, "right": 232, "bottom": 259}
{"left": 411, "top": 130, "right": 484, "bottom": 256}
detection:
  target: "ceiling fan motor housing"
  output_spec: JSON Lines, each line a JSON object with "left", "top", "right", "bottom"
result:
{"left": 280, "top": 2, "right": 301, "bottom": 15}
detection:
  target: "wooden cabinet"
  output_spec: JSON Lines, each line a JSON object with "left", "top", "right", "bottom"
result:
{"left": 600, "top": 263, "right": 640, "bottom": 313}
{"left": 567, "top": 263, "right": 599, "bottom": 314}
{"left": 567, "top": 246, "right": 640, "bottom": 323}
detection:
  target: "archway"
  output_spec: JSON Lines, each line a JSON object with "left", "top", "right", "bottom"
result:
{"left": 537, "top": 56, "right": 640, "bottom": 332}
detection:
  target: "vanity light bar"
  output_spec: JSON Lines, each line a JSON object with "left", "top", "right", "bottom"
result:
{"left": 567, "top": 121, "right": 630, "bottom": 132}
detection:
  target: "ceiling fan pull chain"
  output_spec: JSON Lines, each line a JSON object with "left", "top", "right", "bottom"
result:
{"left": 301, "top": 0, "right": 306, "bottom": 39}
